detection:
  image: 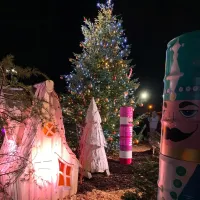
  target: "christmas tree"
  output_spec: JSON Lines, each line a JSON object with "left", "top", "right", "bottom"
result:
{"left": 62, "top": 0, "right": 140, "bottom": 150}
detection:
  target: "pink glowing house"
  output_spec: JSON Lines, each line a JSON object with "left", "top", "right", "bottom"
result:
{"left": 0, "top": 80, "right": 79, "bottom": 200}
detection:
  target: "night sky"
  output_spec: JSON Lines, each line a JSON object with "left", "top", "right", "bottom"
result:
{"left": 1, "top": 0, "right": 200, "bottom": 111}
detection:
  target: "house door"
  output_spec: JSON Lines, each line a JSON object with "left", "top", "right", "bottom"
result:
{"left": 34, "top": 159, "right": 53, "bottom": 186}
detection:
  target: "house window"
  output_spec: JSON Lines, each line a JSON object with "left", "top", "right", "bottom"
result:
{"left": 42, "top": 122, "right": 56, "bottom": 137}
{"left": 58, "top": 159, "right": 72, "bottom": 187}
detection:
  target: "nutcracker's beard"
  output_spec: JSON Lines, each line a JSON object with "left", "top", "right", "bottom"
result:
{"left": 165, "top": 126, "right": 198, "bottom": 142}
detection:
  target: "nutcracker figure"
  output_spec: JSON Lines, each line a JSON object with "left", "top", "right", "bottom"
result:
{"left": 158, "top": 31, "right": 200, "bottom": 199}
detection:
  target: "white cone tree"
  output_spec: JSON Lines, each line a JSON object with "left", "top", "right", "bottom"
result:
{"left": 79, "top": 97, "right": 110, "bottom": 179}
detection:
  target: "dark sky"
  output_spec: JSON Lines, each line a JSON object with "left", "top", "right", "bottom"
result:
{"left": 1, "top": 0, "right": 200, "bottom": 110}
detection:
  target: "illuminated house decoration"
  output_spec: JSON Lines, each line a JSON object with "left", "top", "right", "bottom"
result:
{"left": 79, "top": 97, "right": 110, "bottom": 179}
{"left": 0, "top": 80, "right": 79, "bottom": 200}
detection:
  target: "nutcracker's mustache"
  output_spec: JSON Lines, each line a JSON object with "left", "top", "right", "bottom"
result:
{"left": 165, "top": 126, "right": 198, "bottom": 142}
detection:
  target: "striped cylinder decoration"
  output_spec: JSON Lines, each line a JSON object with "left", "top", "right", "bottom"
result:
{"left": 119, "top": 106, "right": 133, "bottom": 165}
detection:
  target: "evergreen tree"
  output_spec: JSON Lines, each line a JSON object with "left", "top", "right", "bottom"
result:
{"left": 0, "top": 55, "right": 48, "bottom": 144}
{"left": 62, "top": 0, "right": 140, "bottom": 150}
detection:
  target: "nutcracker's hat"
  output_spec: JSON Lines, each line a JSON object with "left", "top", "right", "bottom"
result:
{"left": 163, "top": 31, "right": 200, "bottom": 101}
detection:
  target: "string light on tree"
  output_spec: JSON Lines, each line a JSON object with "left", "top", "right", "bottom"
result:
{"left": 61, "top": 0, "right": 140, "bottom": 151}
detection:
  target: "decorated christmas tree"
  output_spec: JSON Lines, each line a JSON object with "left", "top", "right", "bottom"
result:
{"left": 62, "top": 0, "right": 140, "bottom": 150}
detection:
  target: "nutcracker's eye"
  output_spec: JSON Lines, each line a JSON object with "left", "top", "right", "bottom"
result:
{"left": 179, "top": 101, "right": 199, "bottom": 118}
{"left": 180, "top": 110, "right": 198, "bottom": 118}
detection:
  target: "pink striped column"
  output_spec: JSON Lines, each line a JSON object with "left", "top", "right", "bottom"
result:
{"left": 119, "top": 106, "right": 133, "bottom": 165}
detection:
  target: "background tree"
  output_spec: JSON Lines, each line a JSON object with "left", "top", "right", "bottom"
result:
{"left": 62, "top": 0, "right": 142, "bottom": 151}
{"left": 0, "top": 55, "right": 50, "bottom": 197}
{"left": 0, "top": 55, "right": 48, "bottom": 146}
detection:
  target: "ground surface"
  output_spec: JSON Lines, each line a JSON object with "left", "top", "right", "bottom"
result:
{"left": 75, "top": 143, "right": 157, "bottom": 200}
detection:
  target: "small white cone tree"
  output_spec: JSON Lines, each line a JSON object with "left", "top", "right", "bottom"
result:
{"left": 79, "top": 97, "right": 110, "bottom": 179}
